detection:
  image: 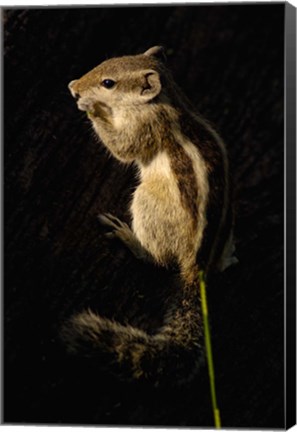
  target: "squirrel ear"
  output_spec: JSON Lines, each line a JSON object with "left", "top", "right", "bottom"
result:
{"left": 143, "top": 46, "right": 166, "bottom": 62}
{"left": 141, "top": 70, "right": 162, "bottom": 100}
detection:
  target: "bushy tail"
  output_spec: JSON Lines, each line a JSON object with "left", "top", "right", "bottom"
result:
{"left": 61, "top": 282, "right": 204, "bottom": 385}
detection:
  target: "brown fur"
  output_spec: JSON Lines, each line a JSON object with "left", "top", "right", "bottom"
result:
{"left": 62, "top": 46, "right": 237, "bottom": 384}
{"left": 168, "top": 143, "right": 199, "bottom": 229}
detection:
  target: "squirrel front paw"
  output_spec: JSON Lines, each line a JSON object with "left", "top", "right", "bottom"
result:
{"left": 77, "top": 97, "right": 96, "bottom": 113}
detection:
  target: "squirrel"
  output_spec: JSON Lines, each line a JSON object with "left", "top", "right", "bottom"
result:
{"left": 62, "top": 46, "right": 237, "bottom": 385}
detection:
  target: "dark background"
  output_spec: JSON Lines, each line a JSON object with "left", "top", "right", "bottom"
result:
{"left": 4, "top": 4, "right": 285, "bottom": 428}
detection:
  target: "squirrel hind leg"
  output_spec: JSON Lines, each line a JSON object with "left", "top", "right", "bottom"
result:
{"left": 98, "top": 213, "right": 154, "bottom": 262}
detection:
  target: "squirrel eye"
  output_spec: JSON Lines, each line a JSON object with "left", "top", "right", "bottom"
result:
{"left": 101, "top": 79, "right": 116, "bottom": 89}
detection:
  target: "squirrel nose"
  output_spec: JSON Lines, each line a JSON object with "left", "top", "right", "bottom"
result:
{"left": 68, "top": 80, "right": 80, "bottom": 100}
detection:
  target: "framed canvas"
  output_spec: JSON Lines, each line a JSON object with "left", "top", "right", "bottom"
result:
{"left": 2, "top": 2, "right": 296, "bottom": 430}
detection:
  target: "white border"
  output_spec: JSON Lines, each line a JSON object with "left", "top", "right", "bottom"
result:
{"left": 0, "top": 0, "right": 296, "bottom": 7}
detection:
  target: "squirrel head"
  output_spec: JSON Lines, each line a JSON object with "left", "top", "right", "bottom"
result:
{"left": 68, "top": 46, "right": 167, "bottom": 115}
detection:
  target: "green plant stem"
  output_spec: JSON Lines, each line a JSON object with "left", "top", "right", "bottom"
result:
{"left": 199, "top": 271, "right": 221, "bottom": 429}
